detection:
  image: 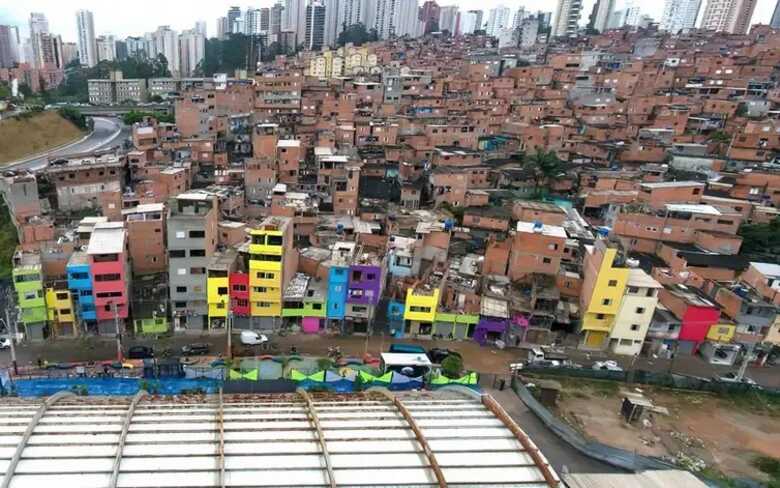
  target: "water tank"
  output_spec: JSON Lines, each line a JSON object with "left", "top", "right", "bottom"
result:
{"left": 444, "top": 219, "right": 453, "bottom": 231}
{"left": 336, "top": 224, "right": 344, "bottom": 234}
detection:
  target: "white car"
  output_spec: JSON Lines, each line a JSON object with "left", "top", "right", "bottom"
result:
{"left": 592, "top": 360, "right": 623, "bottom": 372}
{"left": 240, "top": 330, "right": 269, "bottom": 346}
{"left": 0, "top": 338, "right": 10, "bottom": 350}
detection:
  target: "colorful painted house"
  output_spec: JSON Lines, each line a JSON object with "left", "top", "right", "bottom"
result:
{"left": 283, "top": 273, "right": 327, "bottom": 333}
{"left": 87, "top": 222, "right": 130, "bottom": 335}
{"left": 345, "top": 248, "right": 385, "bottom": 334}
{"left": 229, "top": 271, "right": 250, "bottom": 316}
{"left": 659, "top": 283, "right": 721, "bottom": 355}
{"left": 403, "top": 272, "right": 444, "bottom": 336}
{"left": 12, "top": 252, "right": 47, "bottom": 341}
{"left": 249, "top": 216, "right": 295, "bottom": 330}
{"left": 432, "top": 311, "right": 480, "bottom": 340}
{"left": 578, "top": 240, "right": 630, "bottom": 350}
{"left": 66, "top": 252, "right": 96, "bottom": 328}
{"left": 45, "top": 286, "right": 76, "bottom": 337}
{"left": 324, "top": 241, "right": 356, "bottom": 325}
{"left": 207, "top": 250, "right": 238, "bottom": 329}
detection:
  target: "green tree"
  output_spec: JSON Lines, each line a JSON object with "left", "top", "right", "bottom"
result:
{"left": 739, "top": 217, "right": 780, "bottom": 258}
{"left": 57, "top": 107, "right": 90, "bottom": 130}
{"left": 337, "top": 23, "right": 378, "bottom": 46}
{"left": 441, "top": 355, "right": 463, "bottom": 379}
{"left": 122, "top": 110, "right": 174, "bottom": 125}
{"left": 526, "top": 149, "right": 564, "bottom": 195}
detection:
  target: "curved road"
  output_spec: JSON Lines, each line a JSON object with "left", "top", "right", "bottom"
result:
{"left": 6, "top": 117, "right": 129, "bottom": 172}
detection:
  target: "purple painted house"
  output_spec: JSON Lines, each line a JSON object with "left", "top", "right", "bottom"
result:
{"left": 473, "top": 317, "right": 508, "bottom": 345}
{"left": 347, "top": 264, "right": 382, "bottom": 305}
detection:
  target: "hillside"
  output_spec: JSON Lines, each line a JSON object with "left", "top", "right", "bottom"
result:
{"left": 0, "top": 110, "right": 84, "bottom": 164}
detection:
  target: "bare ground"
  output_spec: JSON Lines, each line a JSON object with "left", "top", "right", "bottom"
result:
{"left": 0, "top": 111, "right": 83, "bottom": 164}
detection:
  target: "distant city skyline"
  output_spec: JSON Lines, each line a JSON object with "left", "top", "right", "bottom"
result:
{"left": 0, "top": 0, "right": 778, "bottom": 41}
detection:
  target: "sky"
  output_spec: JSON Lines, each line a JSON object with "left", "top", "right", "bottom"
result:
{"left": 0, "top": 0, "right": 778, "bottom": 42}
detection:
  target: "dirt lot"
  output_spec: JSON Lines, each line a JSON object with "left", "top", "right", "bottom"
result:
{"left": 0, "top": 111, "right": 84, "bottom": 163}
{"left": 547, "top": 377, "right": 780, "bottom": 482}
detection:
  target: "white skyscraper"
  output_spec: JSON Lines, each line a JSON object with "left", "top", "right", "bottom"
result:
{"left": 96, "top": 35, "right": 116, "bottom": 62}
{"left": 511, "top": 7, "right": 527, "bottom": 29}
{"left": 150, "top": 26, "right": 179, "bottom": 77}
{"left": 195, "top": 21, "right": 208, "bottom": 37}
{"left": 592, "top": 0, "right": 615, "bottom": 32}
{"left": 552, "top": 0, "right": 583, "bottom": 37}
{"left": 460, "top": 11, "right": 481, "bottom": 34}
{"left": 246, "top": 9, "right": 262, "bottom": 35}
{"left": 76, "top": 10, "right": 97, "bottom": 67}
{"left": 700, "top": 0, "right": 756, "bottom": 34}
{"left": 179, "top": 28, "right": 205, "bottom": 76}
{"left": 28, "top": 12, "right": 49, "bottom": 69}
{"left": 486, "top": 6, "right": 511, "bottom": 37}
{"left": 284, "top": 0, "right": 308, "bottom": 44}
{"left": 439, "top": 6, "right": 460, "bottom": 34}
{"left": 374, "top": 0, "right": 421, "bottom": 39}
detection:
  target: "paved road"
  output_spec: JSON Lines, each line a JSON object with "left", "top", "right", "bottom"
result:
{"left": 5, "top": 116, "right": 128, "bottom": 171}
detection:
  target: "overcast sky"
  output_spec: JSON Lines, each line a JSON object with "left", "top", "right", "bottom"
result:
{"left": 1, "top": 0, "right": 778, "bottom": 42}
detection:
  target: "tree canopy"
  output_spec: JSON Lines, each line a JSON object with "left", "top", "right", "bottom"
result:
{"left": 738, "top": 218, "right": 780, "bottom": 260}
{"left": 337, "top": 23, "right": 378, "bottom": 47}
{"left": 196, "top": 34, "right": 264, "bottom": 76}
{"left": 525, "top": 149, "right": 564, "bottom": 195}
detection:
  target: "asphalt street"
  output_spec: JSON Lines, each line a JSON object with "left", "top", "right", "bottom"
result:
{"left": 5, "top": 116, "right": 128, "bottom": 171}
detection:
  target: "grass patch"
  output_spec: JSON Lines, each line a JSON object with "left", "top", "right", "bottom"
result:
{"left": 753, "top": 456, "right": 780, "bottom": 487}
{"left": 0, "top": 200, "right": 17, "bottom": 279}
{"left": 0, "top": 111, "right": 84, "bottom": 164}
{"left": 718, "top": 389, "right": 780, "bottom": 417}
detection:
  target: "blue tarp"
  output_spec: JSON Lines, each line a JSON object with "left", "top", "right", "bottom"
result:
{"left": 13, "top": 377, "right": 220, "bottom": 397}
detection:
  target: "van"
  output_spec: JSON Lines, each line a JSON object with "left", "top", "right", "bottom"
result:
{"left": 528, "top": 348, "right": 545, "bottom": 363}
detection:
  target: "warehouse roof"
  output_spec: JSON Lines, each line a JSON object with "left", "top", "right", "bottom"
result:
{"left": 0, "top": 390, "right": 559, "bottom": 488}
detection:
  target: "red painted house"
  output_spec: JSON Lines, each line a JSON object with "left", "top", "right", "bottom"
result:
{"left": 658, "top": 284, "right": 721, "bottom": 355}
{"left": 86, "top": 222, "right": 130, "bottom": 336}
{"left": 229, "top": 272, "right": 250, "bottom": 316}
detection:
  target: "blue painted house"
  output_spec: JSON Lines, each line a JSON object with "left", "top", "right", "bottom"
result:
{"left": 325, "top": 242, "right": 356, "bottom": 325}
{"left": 66, "top": 252, "right": 96, "bottom": 325}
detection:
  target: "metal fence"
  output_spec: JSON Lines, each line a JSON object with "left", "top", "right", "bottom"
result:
{"left": 510, "top": 375, "right": 679, "bottom": 472}
{"left": 521, "top": 366, "right": 780, "bottom": 396}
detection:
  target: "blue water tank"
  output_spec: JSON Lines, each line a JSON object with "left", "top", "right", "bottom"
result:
{"left": 444, "top": 219, "right": 454, "bottom": 231}
{"left": 336, "top": 224, "right": 344, "bottom": 234}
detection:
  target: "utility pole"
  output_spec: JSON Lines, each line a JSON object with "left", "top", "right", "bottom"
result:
{"left": 226, "top": 309, "right": 233, "bottom": 360}
{"left": 736, "top": 342, "right": 754, "bottom": 383}
{"left": 5, "top": 305, "right": 18, "bottom": 376}
{"left": 113, "top": 302, "right": 123, "bottom": 363}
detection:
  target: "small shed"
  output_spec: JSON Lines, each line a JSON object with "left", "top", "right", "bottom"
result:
{"left": 620, "top": 392, "right": 653, "bottom": 423}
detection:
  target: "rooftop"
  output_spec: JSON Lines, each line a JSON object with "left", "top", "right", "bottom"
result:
{"left": 664, "top": 204, "right": 721, "bottom": 216}
{"left": 640, "top": 181, "right": 704, "bottom": 189}
{"left": 516, "top": 221, "right": 568, "bottom": 239}
{"left": 0, "top": 391, "right": 559, "bottom": 488}
{"left": 86, "top": 222, "right": 126, "bottom": 255}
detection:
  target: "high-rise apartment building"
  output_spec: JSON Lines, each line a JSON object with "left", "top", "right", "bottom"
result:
{"left": 227, "top": 6, "right": 242, "bottom": 34}
{"left": 96, "top": 35, "right": 116, "bottom": 62}
{"left": 322, "top": 0, "right": 340, "bottom": 47}
{"left": 259, "top": 9, "right": 271, "bottom": 33}
{"left": 486, "top": 6, "right": 511, "bottom": 36}
{"left": 305, "top": 1, "right": 327, "bottom": 50}
{"left": 29, "top": 12, "right": 49, "bottom": 69}
{"left": 439, "top": 6, "right": 460, "bottom": 35}
{"left": 374, "top": 0, "right": 422, "bottom": 39}
{"left": 772, "top": 0, "right": 780, "bottom": 28}
{"left": 76, "top": 10, "right": 97, "bottom": 67}
{"left": 179, "top": 28, "right": 205, "bottom": 77}
{"left": 216, "top": 17, "right": 228, "bottom": 40}
{"left": 150, "top": 26, "right": 179, "bottom": 77}
{"left": 61, "top": 42, "right": 79, "bottom": 65}
{"left": 552, "top": 0, "right": 583, "bottom": 37}
{"left": 125, "top": 37, "right": 146, "bottom": 58}
{"left": 270, "top": 4, "right": 284, "bottom": 42}
{"left": 460, "top": 10, "right": 483, "bottom": 33}
{"left": 284, "top": 0, "right": 308, "bottom": 44}
{"left": 512, "top": 7, "right": 527, "bottom": 29}
{"left": 195, "top": 21, "right": 208, "bottom": 37}
{"left": 0, "top": 25, "right": 20, "bottom": 68}
{"left": 701, "top": 0, "right": 756, "bottom": 34}
{"left": 661, "top": 0, "right": 702, "bottom": 33}
{"left": 590, "top": 0, "right": 615, "bottom": 32}
{"left": 419, "top": 1, "right": 441, "bottom": 33}
{"left": 35, "top": 33, "right": 64, "bottom": 69}
{"left": 246, "top": 9, "right": 262, "bottom": 35}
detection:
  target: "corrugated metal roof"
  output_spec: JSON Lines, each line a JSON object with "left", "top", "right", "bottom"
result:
{"left": 563, "top": 470, "right": 708, "bottom": 488}
{"left": 0, "top": 391, "right": 559, "bottom": 488}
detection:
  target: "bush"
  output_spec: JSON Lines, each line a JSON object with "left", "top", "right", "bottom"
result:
{"left": 57, "top": 107, "right": 88, "bottom": 130}
{"left": 441, "top": 355, "right": 463, "bottom": 379}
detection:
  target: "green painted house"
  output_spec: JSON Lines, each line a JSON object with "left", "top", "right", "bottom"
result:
{"left": 12, "top": 254, "right": 47, "bottom": 341}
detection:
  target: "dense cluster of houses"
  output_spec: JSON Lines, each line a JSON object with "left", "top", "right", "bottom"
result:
{"left": 4, "top": 27, "right": 780, "bottom": 366}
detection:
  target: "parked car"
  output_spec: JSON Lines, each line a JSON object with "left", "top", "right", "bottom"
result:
{"left": 181, "top": 343, "right": 210, "bottom": 356}
{"left": 427, "top": 348, "right": 461, "bottom": 364}
{"left": 592, "top": 360, "right": 623, "bottom": 371}
{"left": 127, "top": 346, "right": 154, "bottom": 359}
{"left": 388, "top": 343, "right": 427, "bottom": 355}
{"left": 240, "top": 330, "right": 268, "bottom": 346}
{"left": 0, "top": 338, "right": 10, "bottom": 350}
{"left": 532, "top": 359, "right": 561, "bottom": 368}
{"left": 714, "top": 372, "right": 757, "bottom": 385}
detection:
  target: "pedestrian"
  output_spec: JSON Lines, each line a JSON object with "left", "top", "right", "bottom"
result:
{"left": 37, "top": 357, "right": 42, "bottom": 369}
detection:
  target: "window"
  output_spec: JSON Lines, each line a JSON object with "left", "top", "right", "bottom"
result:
{"left": 410, "top": 306, "right": 431, "bottom": 313}
{"left": 619, "top": 338, "right": 633, "bottom": 346}
{"left": 218, "top": 287, "right": 228, "bottom": 295}
{"left": 352, "top": 270, "right": 362, "bottom": 281}
{"left": 175, "top": 231, "right": 186, "bottom": 238}
{"left": 190, "top": 249, "right": 206, "bottom": 257}
{"left": 233, "top": 284, "right": 247, "bottom": 292}
{"left": 190, "top": 267, "right": 205, "bottom": 274}
{"left": 630, "top": 324, "right": 640, "bottom": 331}
{"left": 366, "top": 273, "right": 376, "bottom": 280}
{"left": 312, "top": 303, "right": 322, "bottom": 310}
{"left": 542, "top": 257, "right": 551, "bottom": 264}
{"left": 170, "top": 250, "right": 185, "bottom": 258}
{"left": 93, "top": 254, "right": 118, "bottom": 263}
{"left": 352, "top": 305, "right": 367, "bottom": 313}
{"left": 95, "top": 291, "right": 122, "bottom": 298}
{"left": 255, "top": 254, "right": 281, "bottom": 262}
{"left": 636, "top": 307, "right": 645, "bottom": 314}
{"left": 256, "top": 272, "right": 275, "bottom": 279}
{"left": 177, "top": 268, "right": 187, "bottom": 275}
{"left": 596, "top": 313, "right": 605, "bottom": 320}
{"left": 60, "top": 309, "right": 71, "bottom": 315}
{"left": 56, "top": 292, "right": 69, "bottom": 300}
{"left": 608, "top": 280, "right": 618, "bottom": 287}
{"left": 253, "top": 287, "right": 269, "bottom": 293}
{"left": 189, "top": 230, "right": 205, "bottom": 238}
{"left": 267, "top": 235, "right": 283, "bottom": 246}
{"left": 95, "top": 273, "right": 120, "bottom": 282}
{"left": 335, "top": 269, "right": 345, "bottom": 276}
{"left": 216, "top": 303, "right": 225, "bottom": 309}
{"left": 69, "top": 272, "right": 89, "bottom": 280}
{"left": 176, "top": 286, "right": 187, "bottom": 293}
{"left": 602, "top": 298, "right": 612, "bottom": 306}
{"left": 628, "top": 286, "right": 639, "bottom": 294}
{"left": 175, "top": 301, "right": 187, "bottom": 308}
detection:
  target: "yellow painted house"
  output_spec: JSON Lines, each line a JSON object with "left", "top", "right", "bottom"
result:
{"left": 45, "top": 288, "right": 77, "bottom": 337}
{"left": 707, "top": 322, "right": 737, "bottom": 343}
{"left": 403, "top": 288, "right": 440, "bottom": 323}
{"left": 249, "top": 225, "right": 285, "bottom": 319}
{"left": 579, "top": 241, "right": 629, "bottom": 349}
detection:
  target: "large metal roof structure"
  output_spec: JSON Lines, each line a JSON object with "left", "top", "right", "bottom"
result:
{"left": 0, "top": 389, "right": 560, "bottom": 488}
